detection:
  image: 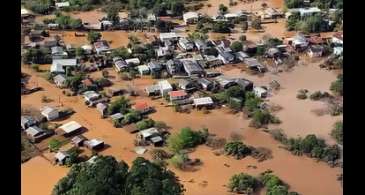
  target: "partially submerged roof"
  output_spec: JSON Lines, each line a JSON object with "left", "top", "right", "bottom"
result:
{"left": 25, "top": 126, "right": 45, "bottom": 137}
{"left": 193, "top": 97, "right": 214, "bottom": 106}
{"left": 41, "top": 106, "right": 58, "bottom": 116}
{"left": 168, "top": 90, "right": 188, "bottom": 98}
{"left": 85, "top": 139, "right": 104, "bottom": 147}
{"left": 159, "top": 32, "right": 178, "bottom": 40}
{"left": 133, "top": 102, "right": 150, "bottom": 111}
{"left": 59, "top": 121, "right": 82, "bottom": 134}
{"left": 158, "top": 80, "right": 173, "bottom": 90}
{"left": 55, "top": 151, "right": 69, "bottom": 161}
{"left": 110, "top": 113, "right": 124, "bottom": 120}
{"left": 139, "top": 127, "right": 159, "bottom": 138}
{"left": 53, "top": 74, "right": 66, "bottom": 83}
{"left": 183, "top": 12, "right": 199, "bottom": 21}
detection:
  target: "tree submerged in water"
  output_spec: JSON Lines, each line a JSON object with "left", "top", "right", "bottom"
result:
{"left": 52, "top": 155, "right": 184, "bottom": 195}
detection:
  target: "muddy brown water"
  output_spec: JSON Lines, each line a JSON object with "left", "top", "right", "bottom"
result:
{"left": 21, "top": 63, "right": 341, "bottom": 195}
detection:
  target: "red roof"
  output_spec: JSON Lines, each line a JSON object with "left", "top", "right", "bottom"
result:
{"left": 82, "top": 78, "right": 93, "bottom": 86}
{"left": 133, "top": 102, "right": 149, "bottom": 111}
{"left": 168, "top": 90, "right": 187, "bottom": 97}
{"left": 308, "top": 36, "right": 324, "bottom": 44}
{"left": 333, "top": 32, "right": 343, "bottom": 41}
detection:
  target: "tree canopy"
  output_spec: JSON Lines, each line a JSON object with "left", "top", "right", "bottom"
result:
{"left": 52, "top": 155, "right": 184, "bottom": 195}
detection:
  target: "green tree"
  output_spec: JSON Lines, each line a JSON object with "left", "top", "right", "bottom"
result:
{"left": 228, "top": 173, "right": 258, "bottom": 194}
{"left": 251, "top": 18, "right": 262, "bottom": 30}
{"left": 285, "top": 0, "right": 303, "bottom": 8}
{"left": 224, "top": 141, "right": 252, "bottom": 159}
{"left": 244, "top": 92, "right": 262, "bottom": 113}
{"left": 168, "top": 153, "right": 188, "bottom": 169}
{"left": 331, "top": 121, "right": 343, "bottom": 144}
{"left": 267, "top": 185, "right": 289, "bottom": 195}
{"left": 212, "top": 21, "right": 231, "bottom": 33}
{"left": 122, "top": 110, "right": 142, "bottom": 124}
{"left": 218, "top": 4, "right": 228, "bottom": 15}
{"left": 106, "top": 6, "right": 120, "bottom": 24}
{"left": 49, "top": 139, "right": 62, "bottom": 152}
{"left": 108, "top": 96, "right": 131, "bottom": 115}
{"left": 230, "top": 41, "right": 243, "bottom": 52}
{"left": 87, "top": 31, "right": 102, "bottom": 43}
{"left": 136, "top": 119, "right": 155, "bottom": 130}
{"left": 65, "top": 73, "right": 83, "bottom": 92}
{"left": 75, "top": 47, "right": 85, "bottom": 57}
{"left": 330, "top": 74, "right": 343, "bottom": 96}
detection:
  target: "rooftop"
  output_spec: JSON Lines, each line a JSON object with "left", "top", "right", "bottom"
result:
{"left": 133, "top": 102, "right": 150, "bottom": 111}
{"left": 168, "top": 90, "right": 188, "bottom": 98}
{"left": 59, "top": 121, "right": 82, "bottom": 134}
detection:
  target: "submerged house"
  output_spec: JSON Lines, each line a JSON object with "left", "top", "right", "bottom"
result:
{"left": 193, "top": 97, "right": 214, "bottom": 108}
{"left": 178, "top": 38, "right": 195, "bottom": 51}
{"left": 113, "top": 57, "right": 128, "bottom": 72}
{"left": 181, "top": 59, "right": 205, "bottom": 77}
{"left": 166, "top": 59, "right": 183, "bottom": 75}
{"left": 25, "top": 126, "right": 48, "bottom": 143}
{"left": 196, "top": 78, "right": 214, "bottom": 91}
{"left": 54, "top": 151, "right": 69, "bottom": 165}
{"left": 58, "top": 121, "right": 83, "bottom": 137}
{"left": 85, "top": 139, "right": 105, "bottom": 150}
{"left": 244, "top": 58, "right": 266, "bottom": 73}
{"left": 41, "top": 106, "right": 59, "bottom": 121}
{"left": 132, "top": 101, "right": 153, "bottom": 114}
{"left": 21, "top": 116, "right": 37, "bottom": 130}
{"left": 218, "top": 51, "right": 235, "bottom": 64}
{"left": 183, "top": 12, "right": 199, "bottom": 24}
{"left": 137, "top": 65, "right": 150, "bottom": 76}
{"left": 178, "top": 79, "right": 196, "bottom": 91}
{"left": 137, "top": 128, "right": 164, "bottom": 146}
{"left": 215, "top": 76, "right": 237, "bottom": 89}
{"left": 307, "top": 45, "right": 324, "bottom": 58}
{"left": 93, "top": 40, "right": 111, "bottom": 55}
{"left": 147, "top": 61, "right": 163, "bottom": 74}
{"left": 51, "top": 46, "right": 68, "bottom": 59}
{"left": 168, "top": 90, "right": 190, "bottom": 105}
{"left": 50, "top": 59, "right": 78, "bottom": 73}
{"left": 53, "top": 74, "right": 67, "bottom": 88}
{"left": 158, "top": 80, "right": 173, "bottom": 96}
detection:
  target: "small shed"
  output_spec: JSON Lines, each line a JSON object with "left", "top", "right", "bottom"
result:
{"left": 145, "top": 85, "right": 160, "bottom": 96}
{"left": 85, "top": 139, "right": 105, "bottom": 150}
{"left": 53, "top": 74, "right": 67, "bottom": 88}
{"left": 178, "top": 79, "right": 196, "bottom": 91}
{"left": 197, "top": 78, "right": 213, "bottom": 91}
{"left": 132, "top": 102, "right": 153, "bottom": 114}
{"left": 25, "top": 126, "right": 48, "bottom": 143}
{"left": 158, "top": 80, "right": 173, "bottom": 96}
{"left": 254, "top": 87, "right": 268, "bottom": 98}
{"left": 137, "top": 65, "right": 150, "bottom": 76}
{"left": 96, "top": 103, "right": 108, "bottom": 118}
{"left": 193, "top": 97, "right": 214, "bottom": 108}
{"left": 59, "top": 121, "right": 82, "bottom": 136}
{"left": 215, "top": 76, "right": 237, "bottom": 89}
{"left": 71, "top": 135, "right": 87, "bottom": 147}
{"left": 41, "top": 106, "right": 59, "bottom": 121}
{"left": 54, "top": 151, "right": 70, "bottom": 165}
{"left": 83, "top": 91, "right": 100, "bottom": 102}
{"left": 21, "top": 116, "right": 37, "bottom": 130}
{"left": 110, "top": 113, "right": 124, "bottom": 121}
{"left": 137, "top": 128, "right": 164, "bottom": 146}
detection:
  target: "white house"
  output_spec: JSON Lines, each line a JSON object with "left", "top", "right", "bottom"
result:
{"left": 158, "top": 80, "right": 173, "bottom": 96}
{"left": 51, "top": 46, "right": 68, "bottom": 59}
{"left": 125, "top": 58, "right": 140, "bottom": 65}
{"left": 307, "top": 45, "right": 324, "bottom": 58}
{"left": 254, "top": 87, "right": 268, "bottom": 98}
{"left": 218, "top": 51, "right": 235, "bottom": 64}
{"left": 53, "top": 74, "right": 67, "bottom": 88}
{"left": 137, "top": 65, "right": 150, "bottom": 75}
{"left": 159, "top": 32, "right": 179, "bottom": 42}
{"left": 81, "top": 45, "right": 93, "bottom": 54}
{"left": 286, "top": 7, "right": 321, "bottom": 18}
{"left": 50, "top": 59, "right": 78, "bottom": 73}
{"left": 178, "top": 37, "right": 194, "bottom": 51}
{"left": 55, "top": 1, "right": 70, "bottom": 9}
{"left": 41, "top": 106, "right": 59, "bottom": 121}
{"left": 183, "top": 12, "right": 199, "bottom": 24}
{"left": 93, "top": 40, "right": 110, "bottom": 54}
{"left": 83, "top": 91, "right": 101, "bottom": 102}
{"left": 59, "top": 121, "right": 82, "bottom": 136}
{"left": 333, "top": 47, "right": 343, "bottom": 56}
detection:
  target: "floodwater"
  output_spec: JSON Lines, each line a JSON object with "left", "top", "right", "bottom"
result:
{"left": 21, "top": 63, "right": 342, "bottom": 195}
{"left": 199, "top": 0, "right": 284, "bottom": 17}
{"left": 21, "top": 156, "right": 68, "bottom": 195}
{"left": 218, "top": 59, "right": 342, "bottom": 143}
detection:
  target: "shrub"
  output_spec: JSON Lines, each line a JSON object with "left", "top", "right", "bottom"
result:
{"left": 49, "top": 139, "right": 62, "bottom": 152}
{"left": 309, "top": 91, "right": 331, "bottom": 100}
{"left": 168, "top": 153, "right": 189, "bottom": 169}
{"left": 136, "top": 119, "right": 155, "bottom": 130}
{"left": 108, "top": 96, "right": 130, "bottom": 115}
{"left": 150, "top": 149, "right": 172, "bottom": 161}
{"left": 122, "top": 110, "right": 142, "bottom": 125}
{"left": 224, "top": 141, "right": 252, "bottom": 159}
{"left": 330, "top": 74, "right": 343, "bottom": 96}
{"left": 228, "top": 173, "right": 258, "bottom": 194}
{"left": 87, "top": 31, "right": 101, "bottom": 43}
{"left": 230, "top": 41, "right": 243, "bottom": 52}
{"left": 296, "top": 89, "right": 308, "bottom": 99}
{"left": 250, "top": 110, "right": 281, "bottom": 128}
{"left": 244, "top": 92, "right": 262, "bottom": 113}
{"left": 167, "top": 127, "right": 209, "bottom": 153}
{"left": 331, "top": 121, "right": 343, "bottom": 144}
{"left": 154, "top": 121, "right": 168, "bottom": 129}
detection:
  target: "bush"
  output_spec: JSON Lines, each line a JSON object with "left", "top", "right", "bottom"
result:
{"left": 331, "top": 121, "right": 343, "bottom": 144}
{"left": 224, "top": 141, "right": 252, "bottom": 159}
{"left": 330, "top": 74, "right": 343, "bottom": 96}
{"left": 230, "top": 41, "right": 243, "bottom": 52}
{"left": 108, "top": 96, "right": 130, "bottom": 115}
{"left": 49, "top": 139, "right": 62, "bottom": 152}
{"left": 296, "top": 89, "right": 308, "bottom": 99}
{"left": 244, "top": 92, "right": 262, "bottom": 113}
{"left": 122, "top": 110, "right": 142, "bottom": 125}
{"left": 167, "top": 127, "right": 209, "bottom": 153}
{"left": 309, "top": 91, "right": 331, "bottom": 100}
{"left": 250, "top": 110, "right": 280, "bottom": 128}
{"left": 228, "top": 173, "right": 258, "bottom": 194}
{"left": 136, "top": 119, "right": 155, "bottom": 130}
{"left": 150, "top": 149, "right": 172, "bottom": 161}
{"left": 154, "top": 121, "right": 168, "bottom": 129}
{"left": 212, "top": 21, "right": 231, "bottom": 33}
{"left": 168, "top": 153, "right": 189, "bottom": 169}
{"left": 87, "top": 31, "right": 101, "bottom": 43}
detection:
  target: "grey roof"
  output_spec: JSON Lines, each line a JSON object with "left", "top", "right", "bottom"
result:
{"left": 234, "top": 78, "right": 253, "bottom": 90}
{"left": 85, "top": 139, "right": 104, "bottom": 148}
{"left": 178, "top": 79, "right": 194, "bottom": 88}
{"left": 235, "top": 51, "right": 249, "bottom": 59}
{"left": 145, "top": 85, "right": 160, "bottom": 93}
{"left": 51, "top": 46, "right": 64, "bottom": 55}
{"left": 93, "top": 40, "right": 110, "bottom": 53}
{"left": 83, "top": 91, "right": 100, "bottom": 100}
{"left": 309, "top": 45, "right": 324, "bottom": 53}
{"left": 215, "top": 76, "right": 236, "bottom": 87}
{"left": 181, "top": 59, "right": 204, "bottom": 75}
{"left": 150, "top": 136, "right": 163, "bottom": 143}
{"left": 21, "top": 116, "right": 36, "bottom": 126}
{"left": 53, "top": 74, "right": 66, "bottom": 83}
{"left": 197, "top": 78, "right": 213, "bottom": 87}
{"left": 96, "top": 103, "right": 107, "bottom": 112}
{"left": 41, "top": 106, "right": 58, "bottom": 116}
{"left": 51, "top": 59, "right": 77, "bottom": 73}
{"left": 178, "top": 38, "right": 194, "bottom": 50}
{"left": 139, "top": 127, "right": 160, "bottom": 138}
{"left": 55, "top": 151, "right": 69, "bottom": 161}
{"left": 193, "top": 97, "right": 214, "bottom": 106}
{"left": 219, "top": 51, "right": 234, "bottom": 61}
{"left": 25, "top": 126, "right": 45, "bottom": 137}
{"left": 148, "top": 61, "right": 163, "bottom": 70}
{"left": 71, "top": 135, "right": 87, "bottom": 144}
{"left": 244, "top": 58, "right": 263, "bottom": 67}
{"left": 110, "top": 113, "right": 124, "bottom": 120}
{"left": 194, "top": 39, "right": 207, "bottom": 49}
